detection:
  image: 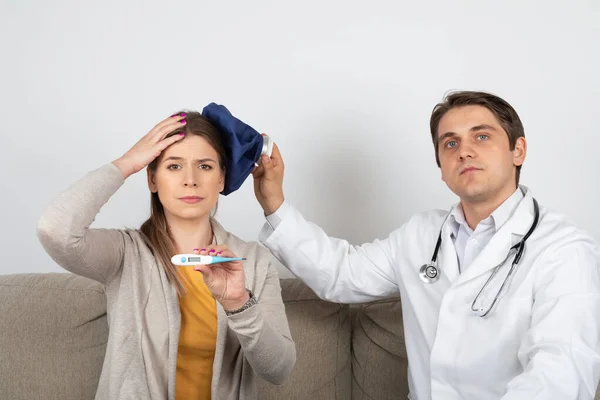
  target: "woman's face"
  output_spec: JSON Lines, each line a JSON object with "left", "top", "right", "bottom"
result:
{"left": 148, "top": 134, "right": 224, "bottom": 222}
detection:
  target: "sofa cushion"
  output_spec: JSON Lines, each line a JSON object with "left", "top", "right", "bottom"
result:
{"left": 257, "top": 278, "right": 352, "bottom": 400}
{"left": 351, "top": 296, "right": 409, "bottom": 399}
{"left": 0, "top": 273, "right": 108, "bottom": 400}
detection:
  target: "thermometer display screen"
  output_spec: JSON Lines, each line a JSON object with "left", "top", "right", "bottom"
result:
{"left": 187, "top": 257, "right": 203, "bottom": 262}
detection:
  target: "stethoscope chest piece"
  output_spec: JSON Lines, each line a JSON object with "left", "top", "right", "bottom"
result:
{"left": 419, "top": 263, "right": 440, "bottom": 283}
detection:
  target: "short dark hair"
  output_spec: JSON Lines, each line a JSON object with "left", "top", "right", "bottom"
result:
{"left": 429, "top": 91, "right": 525, "bottom": 184}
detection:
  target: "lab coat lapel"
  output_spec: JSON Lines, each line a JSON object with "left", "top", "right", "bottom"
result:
{"left": 454, "top": 189, "right": 536, "bottom": 287}
{"left": 439, "top": 221, "right": 460, "bottom": 283}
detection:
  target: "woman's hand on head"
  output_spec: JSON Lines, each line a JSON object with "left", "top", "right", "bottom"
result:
{"left": 112, "top": 113, "right": 188, "bottom": 179}
{"left": 192, "top": 246, "right": 250, "bottom": 311}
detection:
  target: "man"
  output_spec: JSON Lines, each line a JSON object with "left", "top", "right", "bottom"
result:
{"left": 251, "top": 91, "right": 600, "bottom": 399}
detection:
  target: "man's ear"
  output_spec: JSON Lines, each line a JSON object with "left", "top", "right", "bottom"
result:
{"left": 513, "top": 137, "right": 527, "bottom": 167}
{"left": 147, "top": 168, "right": 158, "bottom": 193}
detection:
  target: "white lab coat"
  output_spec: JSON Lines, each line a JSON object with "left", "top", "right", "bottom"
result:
{"left": 259, "top": 186, "right": 600, "bottom": 399}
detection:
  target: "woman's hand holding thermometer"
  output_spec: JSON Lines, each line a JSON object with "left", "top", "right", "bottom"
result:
{"left": 176, "top": 245, "right": 250, "bottom": 312}
{"left": 171, "top": 254, "right": 246, "bottom": 265}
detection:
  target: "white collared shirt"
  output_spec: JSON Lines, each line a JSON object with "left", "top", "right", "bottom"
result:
{"left": 448, "top": 188, "right": 523, "bottom": 273}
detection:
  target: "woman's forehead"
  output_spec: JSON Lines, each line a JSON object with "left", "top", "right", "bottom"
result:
{"left": 161, "top": 134, "right": 218, "bottom": 159}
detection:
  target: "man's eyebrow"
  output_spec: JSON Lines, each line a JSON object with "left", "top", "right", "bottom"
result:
{"left": 438, "top": 132, "right": 458, "bottom": 142}
{"left": 470, "top": 124, "right": 497, "bottom": 132}
{"left": 438, "top": 124, "right": 498, "bottom": 142}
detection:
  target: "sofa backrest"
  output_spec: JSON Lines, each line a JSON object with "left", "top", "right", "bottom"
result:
{"left": 2, "top": 272, "right": 600, "bottom": 399}
{"left": 258, "top": 279, "right": 409, "bottom": 399}
{"left": 350, "top": 296, "right": 408, "bottom": 399}
{"left": 0, "top": 273, "right": 108, "bottom": 400}
{"left": 257, "top": 278, "right": 353, "bottom": 399}
{"left": 0, "top": 273, "right": 409, "bottom": 400}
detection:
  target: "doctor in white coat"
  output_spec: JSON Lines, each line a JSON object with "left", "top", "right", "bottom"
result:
{"left": 251, "top": 90, "right": 600, "bottom": 399}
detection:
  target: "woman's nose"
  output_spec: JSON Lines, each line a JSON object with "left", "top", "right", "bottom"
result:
{"left": 183, "top": 171, "right": 198, "bottom": 187}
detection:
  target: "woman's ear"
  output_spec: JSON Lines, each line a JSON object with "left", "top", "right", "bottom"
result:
{"left": 147, "top": 169, "right": 158, "bottom": 193}
{"left": 218, "top": 168, "right": 226, "bottom": 192}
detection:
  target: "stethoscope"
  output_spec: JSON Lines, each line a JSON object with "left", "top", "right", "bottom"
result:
{"left": 419, "top": 198, "right": 540, "bottom": 317}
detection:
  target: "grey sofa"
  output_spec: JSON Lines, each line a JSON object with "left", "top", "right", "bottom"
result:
{"left": 0, "top": 272, "right": 407, "bottom": 399}
{"left": 1, "top": 273, "right": 598, "bottom": 399}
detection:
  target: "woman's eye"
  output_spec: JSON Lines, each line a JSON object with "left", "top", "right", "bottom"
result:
{"left": 167, "top": 164, "right": 181, "bottom": 170}
{"left": 199, "top": 164, "right": 213, "bottom": 170}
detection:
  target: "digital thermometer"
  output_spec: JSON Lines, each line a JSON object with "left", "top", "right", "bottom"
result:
{"left": 171, "top": 254, "right": 246, "bottom": 266}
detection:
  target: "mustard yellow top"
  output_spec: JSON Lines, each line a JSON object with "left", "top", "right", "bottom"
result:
{"left": 176, "top": 267, "right": 218, "bottom": 399}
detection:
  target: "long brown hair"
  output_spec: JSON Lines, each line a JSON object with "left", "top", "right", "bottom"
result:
{"left": 140, "top": 111, "right": 227, "bottom": 296}
{"left": 429, "top": 90, "right": 526, "bottom": 185}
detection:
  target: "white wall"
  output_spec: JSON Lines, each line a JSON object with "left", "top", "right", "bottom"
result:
{"left": 1, "top": 1, "right": 599, "bottom": 277}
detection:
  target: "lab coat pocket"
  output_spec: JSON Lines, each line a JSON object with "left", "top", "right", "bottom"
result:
{"left": 457, "top": 297, "right": 532, "bottom": 387}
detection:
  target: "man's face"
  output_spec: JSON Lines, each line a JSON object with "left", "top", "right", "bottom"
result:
{"left": 437, "top": 105, "right": 526, "bottom": 204}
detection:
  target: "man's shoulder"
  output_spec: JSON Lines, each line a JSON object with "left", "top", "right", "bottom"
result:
{"left": 528, "top": 203, "right": 600, "bottom": 294}
{"left": 535, "top": 204, "right": 599, "bottom": 255}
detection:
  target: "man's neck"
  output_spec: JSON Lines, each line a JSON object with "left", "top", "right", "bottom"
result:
{"left": 461, "top": 186, "right": 518, "bottom": 230}
{"left": 165, "top": 213, "right": 213, "bottom": 254}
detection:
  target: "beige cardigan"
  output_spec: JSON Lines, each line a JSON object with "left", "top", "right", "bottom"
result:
{"left": 36, "top": 163, "right": 296, "bottom": 399}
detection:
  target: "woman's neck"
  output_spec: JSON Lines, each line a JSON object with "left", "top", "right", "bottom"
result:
{"left": 165, "top": 214, "right": 214, "bottom": 254}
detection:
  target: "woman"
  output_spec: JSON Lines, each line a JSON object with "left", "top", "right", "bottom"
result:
{"left": 37, "top": 111, "right": 296, "bottom": 399}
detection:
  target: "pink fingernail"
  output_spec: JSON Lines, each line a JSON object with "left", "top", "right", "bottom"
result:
{"left": 180, "top": 132, "right": 185, "bottom": 136}
{"left": 193, "top": 248, "right": 199, "bottom": 252}
{"left": 179, "top": 112, "right": 186, "bottom": 117}
{"left": 217, "top": 251, "right": 222, "bottom": 255}
{"left": 209, "top": 249, "right": 215, "bottom": 253}
{"left": 180, "top": 119, "right": 187, "bottom": 124}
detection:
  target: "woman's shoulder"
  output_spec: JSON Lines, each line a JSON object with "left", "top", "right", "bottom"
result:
{"left": 109, "top": 228, "right": 157, "bottom": 261}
